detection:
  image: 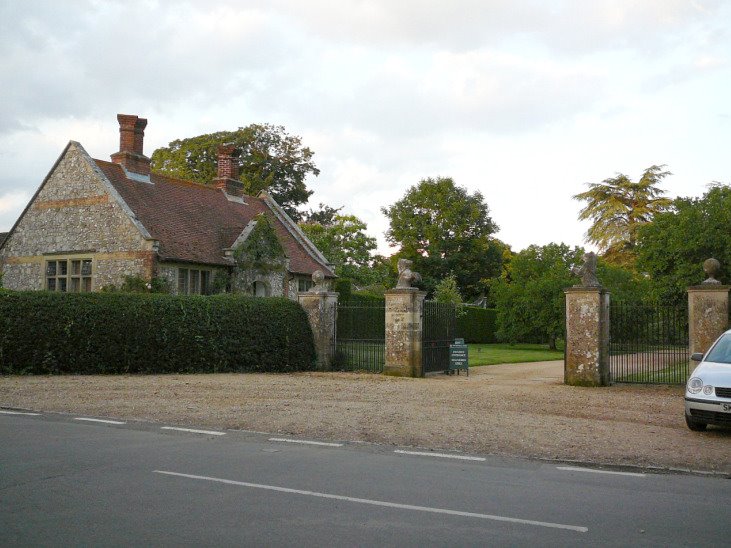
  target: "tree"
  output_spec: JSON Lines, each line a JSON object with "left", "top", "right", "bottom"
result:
{"left": 574, "top": 165, "right": 672, "bottom": 267}
{"left": 151, "top": 124, "right": 318, "bottom": 220}
{"left": 302, "top": 203, "right": 343, "bottom": 226}
{"left": 490, "top": 243, "right": 583, "bottom": 349}
{"left": 299, "top": 214, "right": 381, "bottom": 287}
{"left": 433, "top": 274, "right": 463, "bottom": 306}
{"left": 636, "top": 184, "right": 731, "bottom": 304}
{"left": 382, "top": 177, "right": 501, "bottom": 300}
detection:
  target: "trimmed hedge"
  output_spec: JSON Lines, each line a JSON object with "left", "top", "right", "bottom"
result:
{"left": 0, "top": 290, "right": 316, "bottom": 374}
{"left": 456, "top": 306, "right": 497, "bottom": 344}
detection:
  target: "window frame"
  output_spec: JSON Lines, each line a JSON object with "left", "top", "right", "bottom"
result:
{"left": 45, "top": 255, "right": 93, "bottom": 293}
{"left": 177, "top": 267, "right": 212, "bottom": 295}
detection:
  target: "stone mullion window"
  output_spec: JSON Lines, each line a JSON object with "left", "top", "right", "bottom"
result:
{"left": 45, "top": 257, "right": 93, "bottom": 292}
{"left": 177, "top": 267, "right": 211, "bottom": 295}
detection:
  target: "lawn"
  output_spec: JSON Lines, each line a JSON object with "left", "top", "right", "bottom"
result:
{"left": 469, "top": 343, "right": 564, "bottom": 366}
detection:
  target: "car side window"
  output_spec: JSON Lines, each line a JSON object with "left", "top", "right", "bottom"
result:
{"left": 705, "top": 334, "right": 731, "bottom": 364}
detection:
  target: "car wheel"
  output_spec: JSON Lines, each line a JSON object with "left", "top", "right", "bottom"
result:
{"left": 685, "top": 413, "right": 707, "bottom": 431}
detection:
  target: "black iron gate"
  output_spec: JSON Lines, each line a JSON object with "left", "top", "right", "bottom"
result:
{"left": 333, "top": 300, "right": 385, "bottom": 372}
{"left": 422, "top": 301, "right": 457, "bottom": 375}
{"left": 609, "top": 301, "right": 689, "bottom": 384}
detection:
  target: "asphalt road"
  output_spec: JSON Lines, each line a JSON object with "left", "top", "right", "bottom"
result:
{"left": 1, "top": 410, "right": 729, "bottom": 547}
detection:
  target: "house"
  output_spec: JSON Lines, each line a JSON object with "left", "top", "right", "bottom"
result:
{"left": 0, "top": 114, "right": 334, "bottom": 297}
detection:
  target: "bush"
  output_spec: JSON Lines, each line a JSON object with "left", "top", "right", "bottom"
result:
{"left": 0, "top": 291, "right": 316, "bottom": 374}
{"left": 457, "top": 306, "right": 496, "bottom": 344}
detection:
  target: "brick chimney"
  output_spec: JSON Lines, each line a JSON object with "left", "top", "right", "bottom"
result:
{"left": 213, "top": 144, "right": 244, "bottom": 196}
{"left": 110, "top": 114, "right": 151, "bottom": 178}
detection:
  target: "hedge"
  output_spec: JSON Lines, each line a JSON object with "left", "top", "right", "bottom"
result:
{"left": 456, "top": 306, "right": 497, "bottom": 344}
{"left": 0, "top": 290, "right": 316, "bottom": 374}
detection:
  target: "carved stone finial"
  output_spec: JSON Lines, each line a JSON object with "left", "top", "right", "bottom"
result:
{"left": 571, "top": 252, "right": 601, "bottom": 288}
{"left": 702, "top": 258, "right": 722, "bottom": 285}
{"left": 309, "top": 269, "right": 326, "bottom": 292}
{"left": 395, "top": 258, "right": 422, "bottom": 289}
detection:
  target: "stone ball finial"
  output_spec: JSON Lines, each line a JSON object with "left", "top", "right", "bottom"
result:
{"left": 309, "top": 269, "right": 325, "bottom": 292}
{"left": 702, "top": 258, "right": 722, "bottom": 285}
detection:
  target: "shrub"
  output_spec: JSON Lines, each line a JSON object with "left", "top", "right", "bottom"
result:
{"left": 456, "top": 306, "right": 496, "bottom": 344}
{"left": 0, "top": 291, "right": 316, "bottom": 374}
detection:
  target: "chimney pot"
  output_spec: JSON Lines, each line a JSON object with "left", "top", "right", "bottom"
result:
{"left": 214, "top": 144, "right": 244, "bottom": 196}
{"left": 111, "top": 113, "right": 151, "bottom": 178}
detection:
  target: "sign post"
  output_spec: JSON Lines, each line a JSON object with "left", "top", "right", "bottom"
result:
{"left": 449, "top": 338, "right": 469, "bottom": 376}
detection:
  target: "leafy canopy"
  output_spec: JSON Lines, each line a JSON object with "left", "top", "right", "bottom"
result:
{"left": 382, "top": 177, "right": 500, "bottom": 300}
{"left": 490, "top": 243, "right": 583, "bottom": 349}
{"left": 573, "top": 165, "right": 672, "bottom": 266}
{"left": 433, "top": 274, "right": 463, "bottom": 307}
{"left": 636, "top": 184, "right": 731, "bottom": 304}
{"left": 300, "top": 213, "right": 383, "bottom": 287}
{"left": 150, "top": 123, "right": 318, "bottom": 220}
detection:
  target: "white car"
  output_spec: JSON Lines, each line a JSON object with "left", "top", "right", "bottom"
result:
{"left": 685, "top": 329, "right": 731, "bottom": 431}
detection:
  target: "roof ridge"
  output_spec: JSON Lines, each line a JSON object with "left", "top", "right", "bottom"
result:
{"left": 93, "top": 158, "right": 265, "bottom": 198}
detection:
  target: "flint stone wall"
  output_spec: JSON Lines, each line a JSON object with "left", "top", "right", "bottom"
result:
{"left": 688, "top": 285, "right": 730, "bottom": 356}
{"left": 384, "top": 288, "right": 426, "bottom": 377}
{"left": 0, "top": 143, "right": 154, "bottom": 291}
{"left": 564, "top": 287, "right": 610, "bottom": 386}
{"left": 298, "top": 291, "right": 338, "bottom": 369}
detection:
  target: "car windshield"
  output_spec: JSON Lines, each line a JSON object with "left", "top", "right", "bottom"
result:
{"left": 705, "top": 334, "right": 731, "bottom": 364}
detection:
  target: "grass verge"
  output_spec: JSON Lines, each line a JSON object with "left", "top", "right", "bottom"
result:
{"left": 469, "top": 343, "right": 564, "bottom": 366}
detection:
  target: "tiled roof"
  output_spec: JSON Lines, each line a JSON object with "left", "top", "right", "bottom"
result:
{"left": 94, "top": 160, "right": 333, "bottom": 276}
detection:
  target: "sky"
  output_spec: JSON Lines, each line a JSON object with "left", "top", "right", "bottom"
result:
{"left": 0, "top": 0, "right": 729, "bottom": 254}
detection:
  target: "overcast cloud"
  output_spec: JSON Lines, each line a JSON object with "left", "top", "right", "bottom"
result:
{"left": 1, "top": 0, "right": 729, "bottom": 253}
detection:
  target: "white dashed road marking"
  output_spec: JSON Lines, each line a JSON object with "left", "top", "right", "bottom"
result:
{"left": 268, "top": 437, "right": 343, "bottom": 447}
{"left": 0, "top": 410, "right": 41, "bottom": 416}
{"left": 154, "top": 470, "right": 588, "bottom": 533}
{"left": 161, "top": 427, "right": 225, "bottom": 436}
{"left": 75, "top": 417, "right": 126, "bottom": 425}
{"left": 394, "top": 450, "right": 486, "bottom": 462}
{"left": 557, "top": 466, "right": 646, "bottom": 478}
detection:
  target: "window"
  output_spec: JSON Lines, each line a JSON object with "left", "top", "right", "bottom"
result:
{"left": 46, "top": 257, "right": 93, "bottom": 292}
{"left": 298, "top": 277, "right": 314, "bottom": 292}
{"left": 177, "top": 267, "right": 211, "bottom": 295}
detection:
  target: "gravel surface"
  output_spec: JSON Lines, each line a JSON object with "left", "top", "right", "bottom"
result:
{"left": 1, "top": 361, "right": 729, "bottom": 474}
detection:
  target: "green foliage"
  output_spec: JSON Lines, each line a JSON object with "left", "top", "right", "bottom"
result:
{"left": 456, "top": 306, "right": 496, "bottom": 344}
{"left": 636, "top": 184, "right": 731, "bottom": 304}
{"left": 596, "top": 259, "right": 654, "bottom": 304}
{"left": 150, "top": 124, "right": 318, "bottom": 220}
{"left": 208, "top": 271, "right": 231, "bottom": 294}
{"left": 0, "top": 291, "right": 316, "bottom": 374}
{"left": 347, "top": 293, "right": 386, "bottom": 306}
{"left": 299, "top": 214, "right": 382, "bottom": 287}
{"left": 382, "top": 177, "right": 501, "bottom": 299}
{"left": 333, "top": 278, "right": 352, "bottom": 301}
{"left": 336, "top": 297, "right": 385, "bottom": 341}
{"left": 100, "top": 275, "right": 171, "bottom": 294}
{"left": 234, "top": 214, "right": 286, "bottom": 273}
{"left": 302, "top": 203, "right": 342, "bottom": 225}
{"left": 574, "top": 165, "right": 672, "bottom": 267}
{"left": 490, "top": 243, "right": 583, "bottom": 349}
{"left": 434, "top": 274, "right": 463, "bottom": 306}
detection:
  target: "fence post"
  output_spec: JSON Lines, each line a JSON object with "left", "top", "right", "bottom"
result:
{"left": 687, "top": 259, "right": 730, "bottom": 358}
{"left": 564, "top": 287, "right": 610, "bottom": 386}
{"left": 384, "top": 288, "right": 427, "bottom": 377}
{"left": 298, "top": 271, "right": 338, "bottom": 370}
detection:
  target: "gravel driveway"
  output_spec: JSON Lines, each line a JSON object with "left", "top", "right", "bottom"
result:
{"left": 1, "top": 361, "right": 729, "bottom": 474}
